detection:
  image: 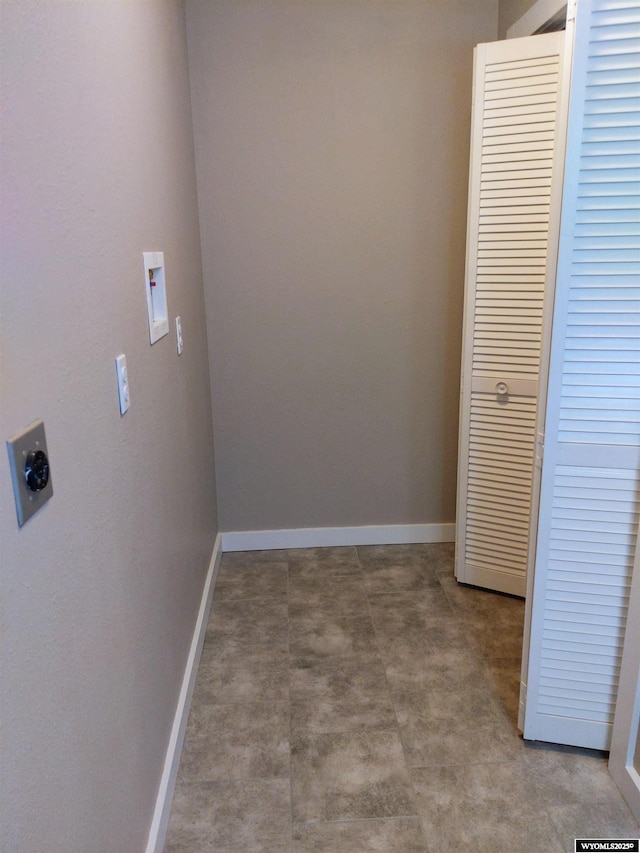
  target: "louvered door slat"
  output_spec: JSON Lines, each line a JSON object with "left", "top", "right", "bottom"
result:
{"left": 524, "top": 0, "right": 640, "bottom": 751}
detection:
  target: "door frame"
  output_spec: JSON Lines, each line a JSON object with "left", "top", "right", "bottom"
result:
{"left": 609, "top": 535, "right": 640, "bottom": 822}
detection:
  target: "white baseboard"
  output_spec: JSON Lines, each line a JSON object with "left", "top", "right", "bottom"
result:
{"left": 221, "top": 523, "right": 455, "bottom": 552}
{"left": 146, "top": 532, "right": 222, "bottom": 853}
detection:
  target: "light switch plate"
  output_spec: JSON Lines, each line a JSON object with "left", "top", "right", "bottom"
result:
{"left": 115, "top": 354, "right": 130, "bottom": 414}
{"left": 176, "top": 316, "right": 183, "bottom": 355}
{"left": 6, "top": 419, "right": 53, "bottom": 527}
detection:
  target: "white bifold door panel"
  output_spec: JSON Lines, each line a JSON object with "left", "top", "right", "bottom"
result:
{"left": 456, "top": 31, "right": 567, "bottom": 596}
{"left": 522, "top": 0, "right": 640, "bottom": 750}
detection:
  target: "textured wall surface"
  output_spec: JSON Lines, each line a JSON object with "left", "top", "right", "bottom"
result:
{"left": 0, "top": 2, "right": 217, "bottom": 850}
{"left": 187, "top": 0, "right": 499, "bottom": 532}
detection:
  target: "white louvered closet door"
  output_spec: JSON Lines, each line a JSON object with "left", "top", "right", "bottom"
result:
{"left": 523, "top": 0, "right": 640, "bottom": 751}
{"left": 456, "top": 32, "right": 567, "bottom": 597}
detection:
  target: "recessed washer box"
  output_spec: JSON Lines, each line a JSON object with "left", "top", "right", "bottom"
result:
{"left": 143, "top": 251, "right": 169, "bottom": 344}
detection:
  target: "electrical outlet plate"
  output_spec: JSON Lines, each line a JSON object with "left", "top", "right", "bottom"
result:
{"left": 6, "top": 419, "right": 54, "bottom": 527}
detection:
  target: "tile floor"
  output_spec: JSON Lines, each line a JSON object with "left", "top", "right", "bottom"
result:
{"left": 164, "top": 544, "right": 640, "bottom": 853}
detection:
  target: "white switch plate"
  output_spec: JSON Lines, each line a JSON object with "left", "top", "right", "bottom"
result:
{"left": 115, "top": 354, "right": 130, "bottom": 414}
{"left": 176, "top": 316, "right": 183, "bottom": 355}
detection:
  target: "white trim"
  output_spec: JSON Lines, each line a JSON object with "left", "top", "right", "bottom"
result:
{"left": 457, "top": 564, "right": 525, "bottom": 598}
{"left": 507, "top": 0, "right": 566, "bottom": 39}
{"left": 145, "top": 533, "right": 223, "bottom": 853}
{"left": 609, "top": 535, "right": 640, "bottom": 822}
{"left": 221, "top": 523, "right": 455, "bottom": 553}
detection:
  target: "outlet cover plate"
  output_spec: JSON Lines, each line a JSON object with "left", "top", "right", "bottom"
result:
{"left": 6, "top": 419, "right": 53, "bottom": 527}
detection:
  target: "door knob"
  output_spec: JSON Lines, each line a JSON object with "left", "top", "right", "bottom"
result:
{"left": 496, "top": 381, "right": 509, "bottom": 396}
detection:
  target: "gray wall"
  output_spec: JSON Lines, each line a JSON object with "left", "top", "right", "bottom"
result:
{"left": 187, "top": 0, "right": 499, "bottom": 533}
{"left": 0, "top": 2, "right": 217, "bottom": 851}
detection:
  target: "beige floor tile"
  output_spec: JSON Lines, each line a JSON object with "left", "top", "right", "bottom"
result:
{"left": 547, "top": 800, "right": 640, "bottom": 852}
{"left": 367, "top": 588, "right": 455, "bottom": 628}
{"left": 290, "top": 651, "right": 387, "bottom": 699}
{"left": 464, "top": 612, "right": 525, "bottom": 659}
{"left": 288, "top": 546, "right": 361, "bottom": 572}
{"left": 289, "top": 614, "right": 379, "bottom": 661}
{"left": 290, "top": 654, "right": 396, "bottom": 734}
{"left": 376, "top": 619, "right": 471, "bottom": 666}
{"left": 164, "top": 544, "right": 638, "bottom": 852}
{"left": 288, "top": 564, "right": 363, "bottom": 598}
{"left": 396, "top": 685, "right": 522, "bottom": 767}
{"left": 481, "top": 656, "right": 522, "bottom": 724}
{"left": 292, "top": 816, "right": 427, "bottom": 852}
{"left": 165, "top": 778, "right": 291, "bottom": 853}
{"left": 522, "top": 742, "right": 625, "bottom": 809}
{"left": 192, "top": 642, "right": 289, "bottom": 703}
{"left": 356, "top": 544, "right": 432, "bottom": 564}
{"left": 290, "top": 728, "right": 415, "bottom": 822}
{"left": 288, "top": 584, "right": 368, "bottom": 620}
{"left": 385, "top": 646, "right": 489, "bottom": 699}
{"left": 213, "top": 561, "right": 288, "bottom": 601}
{"left": 412, "top": 764, "right": 565, "bottom": 853}
{"left": 178, "top": 700, "right": 289, "bottom": 782}
{"left": 439, "top": 572, "right": 524, "bottom": 618}
{"left": 205, "top": 598, "right": 288, "bottom": 649}
{"left": 426, "top": 541, "right": 456, "bottom": 573}
{"left": 360, "top": 562, "right": 443, "bottom": 596}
